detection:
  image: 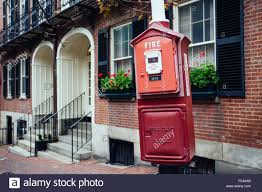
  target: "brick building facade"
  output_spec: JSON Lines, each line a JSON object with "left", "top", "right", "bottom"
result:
{"left": 0, "top": 0, "right": 261, "bottom": 169}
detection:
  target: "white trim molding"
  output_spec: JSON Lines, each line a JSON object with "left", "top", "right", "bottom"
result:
{"left": 56, "top": 27, "right": 95, "bottom": 131}
{"left": 32, "top": 41, "right": 54, "bottom": 110}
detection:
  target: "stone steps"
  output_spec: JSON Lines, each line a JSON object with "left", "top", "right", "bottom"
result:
{"left": 38, "top": 150, "right": 79, "bottom": 164}
{"left": 10, "top": 129, "right": 92, "bottom": 163}
{"left": 8, "top": 146, "right": 33, "bottom": 157}
{"left": 48, "top": 142, "right": 92, "bottom": 160}
{"left": 58, "top": 135, "right": 92, "bottom": 150}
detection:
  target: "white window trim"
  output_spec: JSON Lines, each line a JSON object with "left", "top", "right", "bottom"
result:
{"left": 20, "top": 58, "right": 27, "bottom": 99}
{"left": 110, "top": 22, "right": 132, "bottom": 74}
{"left": 20, "top": 0, "right": 26, "bottom": 34}
{"left": 39, "top": 0, "right": 47, "bottom": 23}
{"left": 175, "top": 0, "right": 216, "bottom": 66}
{"left": 7, "top": 68, "right": 12, "bottom": 99}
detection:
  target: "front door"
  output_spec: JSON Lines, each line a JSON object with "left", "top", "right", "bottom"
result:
{"left": 6, "top": 116, "right": 12, "bottom": 144}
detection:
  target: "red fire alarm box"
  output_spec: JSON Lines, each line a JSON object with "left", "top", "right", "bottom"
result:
{"left": 135, "top": 36, "right": 179, "bottom": 95}
{"left": 131, "top": 22, "right": 195, "bottom": 165}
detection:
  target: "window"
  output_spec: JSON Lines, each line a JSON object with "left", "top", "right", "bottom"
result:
{"left": 38, "top": 0, "right": 46, "bottom": 23}
{"left": 7, "top": 67, "right": 12, "bottom": 98}
{"left": 178, "top": 0, "right": 215, "bottom": 66}
{"left": 20, "top": 58, "right": 26, "bottom": 98}
{"left": 111, "top": 23, "right": 133, "bottom": 76}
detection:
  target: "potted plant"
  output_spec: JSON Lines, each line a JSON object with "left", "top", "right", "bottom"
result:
{"left": 47, "top": 134, "right": 52, "bottom": 143}
{"left": 35, "top": 134, "right": 48, "bottom": 152}
{"left": 190, "top": 63, "right": 219, "bottom": 98}
{"left": 99, "top": 70, "right": 134, "bottom": 99}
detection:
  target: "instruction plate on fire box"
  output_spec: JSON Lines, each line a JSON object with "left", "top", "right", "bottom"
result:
{"left": 145, "top": 50, "right": 162, "bottom": 75}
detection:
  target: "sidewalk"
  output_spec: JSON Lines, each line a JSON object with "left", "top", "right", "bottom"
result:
{"left": 0, "top": 146, "right": 157, "bottom": 174}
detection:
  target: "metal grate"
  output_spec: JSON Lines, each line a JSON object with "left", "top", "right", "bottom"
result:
{"left": 109, "top": 138, "right": 134, "bottom": 166}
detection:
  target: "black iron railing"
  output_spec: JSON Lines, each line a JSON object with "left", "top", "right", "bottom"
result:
{"left": 61, "top": 0, "right": 81, "bottom": 10}
{"left": 69, "top": 111, "right": 91, "bottom": 162}
{"left": 9, "top": 95, "right": 53, "bottom": 155}
{"left": 0, "top": 0, "right": 57, "bottom": 46}
{"left": 0, "top": 128, "right": 8, "bottom": 146}
{"left": 33, "top": 92, "right": 86, "bottom": 156}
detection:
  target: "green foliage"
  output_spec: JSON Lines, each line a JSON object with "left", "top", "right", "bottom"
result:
{"left": 97, "top": 0, "right": 178, "bottom": 18}
{"left": 190, "top": 63, "right": 219, "bottom": 88}
{"left": 100, "top": 70, "right": 132, "bottom": 92}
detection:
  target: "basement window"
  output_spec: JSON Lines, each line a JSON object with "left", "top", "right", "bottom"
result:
{"left": 109, "top": 138, "right": 134, "bottom": 166}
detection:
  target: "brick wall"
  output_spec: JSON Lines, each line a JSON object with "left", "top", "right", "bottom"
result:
{"left": 95, "top": 0, "right": 262, "bottom": 149}
{"left": 0, "top": 51, "right": 32, "bottom": 114}
{"left": 193, "top": 0, "right": 262, "bottom": 149}
{"left": 94, "top": 10, "right": 139, "bottom": 129}
{"left": 0, "top": 0, "right": 260, "bottom": 149}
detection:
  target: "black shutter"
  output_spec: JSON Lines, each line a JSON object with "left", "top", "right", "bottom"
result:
{"left": 25, "top": 57, "right": 30, "bottom": 98}
{"left": 216, "top": 0, "right": 244, "bottom": 97}
{"left": 15, "top": 61, "right": 21, "bottom": 98}
{"left": 165, "top": 5, "right": 173, "bottom": 29}
{"left": 131, "top": 17, "right": 148, "bottom": 93}
{"left": 3, "top": 65, "right": 7, "bottom": 98}
{"left": 11, "top": 66, "right": 15, "bottom": 97}
{"left": 10, "top": 0, "right": 15, "bottom": 39}
{"left": 3, "top": 1, "right": 7, "bottom": 42}
{"left": 24, "top": 0, "right": 30, "bottom": 31}
{"left": 98, "top": 28, "right": 109, "bottom": 90}
{"left": 32, "top": 0, "right": 39, "bottom": 27}
{"left": 132, "top": 17, "right": 147, "bottom": 39}
{"left": 46, "top": 0, "right": 52, "bottom": 18}
{"left": 14, "top": 0, "right": 20, "bottom": 35}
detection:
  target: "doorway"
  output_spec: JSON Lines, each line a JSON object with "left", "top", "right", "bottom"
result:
{"left": 6, "top": 116, "right": 12, "bottom": 144}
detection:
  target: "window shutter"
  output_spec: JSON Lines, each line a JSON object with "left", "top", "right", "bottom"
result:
{"left": 15, "top": 61, "right": 21, "bottom": 98}
{"left": 2, "top": 1, "right": 7, "bottom": 43}
{"left": 165, "top": 5, "right": 173, "bottom": 30}
{"left": 132, "top": 17, "right": 147, "bottom": 39}
{"left": 46, "top": 0, "right": 52, "bottom": 18}
{"left": 11, "top": 66, "right": 15, "bottom": 97}
{"left": 132, "top": 17, "right": 148, "bottom": 93}
{"left": 14, "top": 0, "right": 20, "bottom": 35}
{"left": 25, "top": 0, "right": 30, "bottom": 31}
{"left": 10, "top": 0, "right": 15, "bottom": 39}
{"left": 25, "top": 57, "right": 30, "bottom": 98}
{"left": 32, "top": 0, "right": 39, "bottom": 27}
{"left": 98, "top": 28, "right": 109, "bottom": 90}
{"left": 3, "top": 65, "right": 7, "bottom": 98}
{"left": 216, "top": 0, "right": 244, "bottom": 97}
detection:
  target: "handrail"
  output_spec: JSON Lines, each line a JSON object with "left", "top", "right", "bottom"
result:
{"left": 0, "top": 0, "right": 57, "bottom": 45}
{"left": 43, "top": 92, "right": 85, "bottom": 123}
{"left": 70, "top": 111, "right": 92, "bottom": 162}
{"left": 29, "top": 112, "right": 53, "bottom": 129}
{"left": 33, "top": 95, "right": 53, "bottom": 112}
{"left": 70, "top": 111, "right": 92, "bottom": 129}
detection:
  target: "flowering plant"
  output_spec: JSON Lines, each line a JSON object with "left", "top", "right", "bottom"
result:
{"left": 189, "top": 52, "right": 219, "bottom": 89}
{"left": 99, "top": 70, "right": 133, "bottom": 92}
{"left": 190, "top": 63, "right": 219, "bottom": 88}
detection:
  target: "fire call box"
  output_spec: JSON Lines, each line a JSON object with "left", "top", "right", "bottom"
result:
{"left": 133, "top": 36, "right": 179, "bottom": 95}
{"left": 131, "top": 22, "right": 195, "bottom": 165}
{"left": 145, "top": 50, "right": 162, "bottom": 75}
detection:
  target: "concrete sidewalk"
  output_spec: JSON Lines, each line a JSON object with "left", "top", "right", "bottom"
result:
{"left": 0, "top": 146, "right": 157, "bottom": 174}
{"left": 1, "top": 145, "right": 261, "bottom": 174}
